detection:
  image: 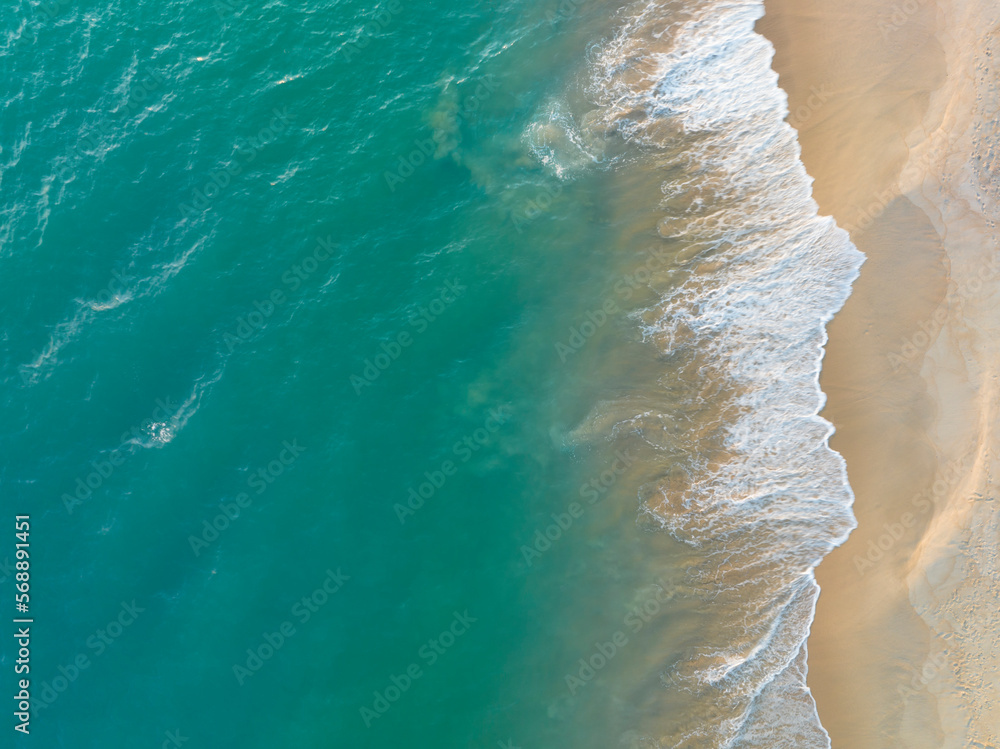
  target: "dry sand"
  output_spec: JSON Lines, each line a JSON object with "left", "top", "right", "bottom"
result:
{"left": 758, "top": 0, "right": 1000, "bottom": 747}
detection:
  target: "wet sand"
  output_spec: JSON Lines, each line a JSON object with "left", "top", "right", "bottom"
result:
{"left": 759, "top": 0, "right": 1000, "bottom": 746}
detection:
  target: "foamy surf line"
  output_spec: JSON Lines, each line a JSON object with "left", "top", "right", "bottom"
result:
{"left": 582, "top": 0, "right": 864, "bottom": 745}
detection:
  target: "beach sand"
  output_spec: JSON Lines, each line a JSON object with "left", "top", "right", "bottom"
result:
{"left": 759, "top": 0, "right": 1000, "bottom": 746}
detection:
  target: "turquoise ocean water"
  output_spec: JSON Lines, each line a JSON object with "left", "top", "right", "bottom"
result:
{"left": 2, "top": 0, "right": 863, "bottom": 747}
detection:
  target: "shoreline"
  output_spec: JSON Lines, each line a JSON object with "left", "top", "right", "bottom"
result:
{"left": 759, "top": 0, "right": 1000, "bottom": 746}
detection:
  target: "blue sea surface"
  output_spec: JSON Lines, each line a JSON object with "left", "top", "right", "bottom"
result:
{"left": 1, "top": 1, "right": 677, "bottom": 747}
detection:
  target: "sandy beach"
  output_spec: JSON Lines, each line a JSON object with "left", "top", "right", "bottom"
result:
{"left": 759, "top": 0, "right": 1000, "bottom": 746}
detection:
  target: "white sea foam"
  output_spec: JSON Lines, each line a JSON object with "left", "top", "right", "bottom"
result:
{"left": 523, "top": 97, "right": 605, "bottom": 178}
{"left": 578, "top": 0, "right": 864, "bottom": 745}
{"left": 127, "top": 367, "right": 224, "bottom": 449}
{"left": 17, "top": 234, "right": 202, "bottom": 386}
